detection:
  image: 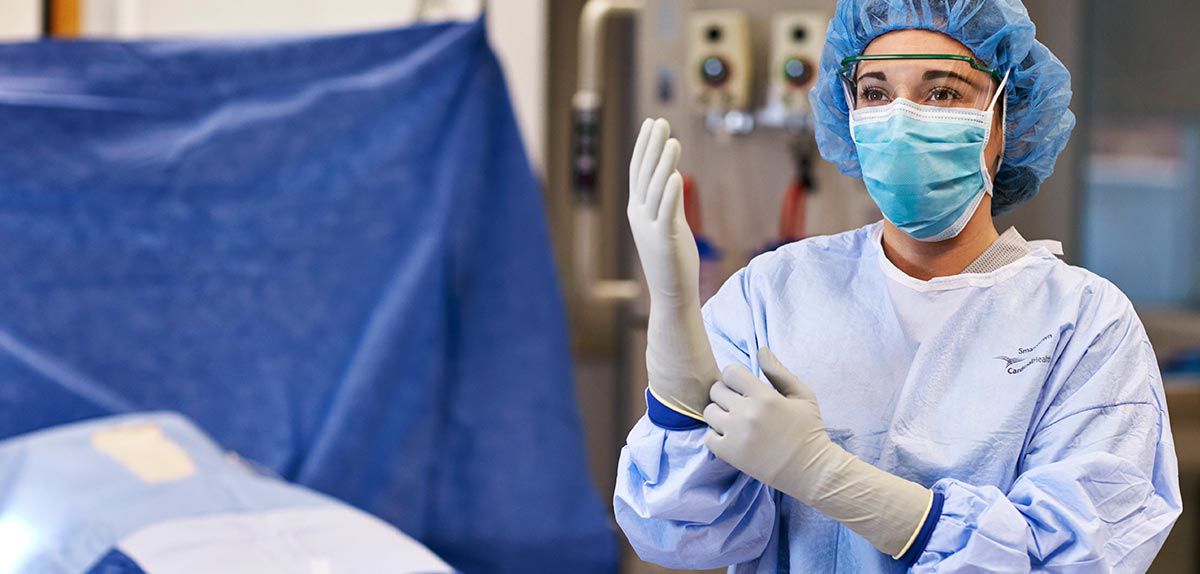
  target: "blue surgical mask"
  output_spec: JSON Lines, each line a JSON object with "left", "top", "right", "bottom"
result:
{"left": 849, "top": 74, "right": 1008, "bottom": 242}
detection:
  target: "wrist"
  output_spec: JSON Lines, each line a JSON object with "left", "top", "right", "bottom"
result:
{"left": 779, "top": 436, "right": 850, "bottom": 504}
{"left": 646, "top": 309, "right": 715, "bottom": 366}
{"left": 647, "top": 300, "right": 704, "bottom": 327}
{"left": 647, "top": 291, "right": 703, "bottom": 315}
{"left": 794, "top": 445, "right": 934, "bottom": 557}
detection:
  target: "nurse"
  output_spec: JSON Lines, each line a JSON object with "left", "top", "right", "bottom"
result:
{"left": 615, "top": 0, "right": 1182, "bottom": 571}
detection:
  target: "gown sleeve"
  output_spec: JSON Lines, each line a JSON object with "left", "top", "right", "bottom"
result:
{"left": 613, "top": 267, "right": 779, "bottom": 570}
{"left": 914, "top": 286, "right": 1182, "bottom": 573}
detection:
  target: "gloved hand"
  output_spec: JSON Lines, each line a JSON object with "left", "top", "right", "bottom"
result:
{"left": 704, "top": 348, "right": 933, "bottom": 558}
{"left": 628, "top": 118, "right": 720, "bottom": 421}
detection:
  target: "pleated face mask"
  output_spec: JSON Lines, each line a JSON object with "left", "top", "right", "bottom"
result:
{"left": 848, "top": 67, "right": 1009, "bottom": 242}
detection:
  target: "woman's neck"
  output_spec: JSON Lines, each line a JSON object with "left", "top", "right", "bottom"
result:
{"left": 880, "top": 198, "right": 999, "bottom": 281}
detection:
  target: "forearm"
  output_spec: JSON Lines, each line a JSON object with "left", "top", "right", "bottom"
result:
{"left": 704, "top": 351, "right": 933, "bottom": 560}
{"left": 790, "top": 447, "right": 933, "bottom": 559}
{"left": 645, "top": 302, "right": 721, "bottom": 420}
{"left": 914, "top": 457, "right": 1179, "bottom": 572}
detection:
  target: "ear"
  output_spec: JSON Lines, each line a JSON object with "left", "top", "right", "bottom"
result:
{"left": 987, "top": 98, "right": 1007, "bottom": 177}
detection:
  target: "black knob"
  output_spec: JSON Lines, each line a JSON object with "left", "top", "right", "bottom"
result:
{"left": 783, "top": 57, "right": 815, "bottom": 88}
{"left": 700, "top": 56, "right": 730, "bottom": 87}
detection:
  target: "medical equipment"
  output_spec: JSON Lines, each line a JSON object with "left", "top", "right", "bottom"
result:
{"left": 761, "top": 11, "right": 827, "bottom": 130}
{"left": 850, "top": 71, "right": 1008, "bottom": 241}
{"left": 687, "top": 10, "right": 755, "bottom": 135}
{"left": 687, "top": 10, "right": 752, "bottom": 113}
{"left": 632, "top": 2, "right": 863, "bottom": 274}
{"left": 839, "top": 55, "right": 1005, "bottom": 111}
{"left": 570, "top": 1, "right": 851, "bottom": 311}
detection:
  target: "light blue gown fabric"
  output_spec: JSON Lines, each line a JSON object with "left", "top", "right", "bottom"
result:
{"left": 615, "top": 222, "right": 1181, "bottom": 572}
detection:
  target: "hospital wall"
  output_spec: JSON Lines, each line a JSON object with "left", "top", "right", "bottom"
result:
{"left": 0, "top": 0, "right": 40, "bottom": 39}
{"left": 993, "top": 0, "right": 1082, "bottom": 258}
{"left": 1076, "top": 3, "right": 1200, "bottom": 573}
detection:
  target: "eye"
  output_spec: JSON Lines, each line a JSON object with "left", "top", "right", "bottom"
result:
{"left": 859, "top": 86, "right": 890, "bottom": 104}
{"left": 927, "top": 87, "right": 962, "bottom": 103}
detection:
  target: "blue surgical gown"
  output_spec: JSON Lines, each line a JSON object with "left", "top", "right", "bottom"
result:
{"left": 614, "top": 222, "right": 1181, "bottom": 572}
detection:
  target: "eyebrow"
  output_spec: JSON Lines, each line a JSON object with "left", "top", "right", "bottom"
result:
{"left": 923, "top": 69, "right": 979, "bottom": 89}
{"left": 856, "top": 69, "right": 983, "bottom": 90}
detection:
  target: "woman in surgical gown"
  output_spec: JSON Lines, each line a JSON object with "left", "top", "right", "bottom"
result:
{"left": 614, "top": 0, "right": 1182, "bottom": 572}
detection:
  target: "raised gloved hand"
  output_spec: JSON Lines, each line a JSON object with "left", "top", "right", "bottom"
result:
{"left": 704, "top": 348, "right": 933, "bottom": 558}
{"left": 628, "top": 118, "right": 720, "bottom": 421}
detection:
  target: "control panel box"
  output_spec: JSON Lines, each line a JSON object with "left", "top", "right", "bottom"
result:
{"left": 687, "top": 10, "right": 753, "bottom": 111}
{"left": 768, "top": 11, "right": 828, "bottom": 116}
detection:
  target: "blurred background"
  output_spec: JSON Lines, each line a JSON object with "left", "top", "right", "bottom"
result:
{"left": 0, "top": 1, "right": 1197, "bottom": 573}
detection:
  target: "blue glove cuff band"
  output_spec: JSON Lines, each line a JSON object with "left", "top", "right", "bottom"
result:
{"left": 645, "top": 389, "right": 706, "bottom": 431}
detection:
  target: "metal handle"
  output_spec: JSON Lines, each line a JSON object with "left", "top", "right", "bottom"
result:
{"left": 572, "top": 0, "right": 642, "bottom": 302}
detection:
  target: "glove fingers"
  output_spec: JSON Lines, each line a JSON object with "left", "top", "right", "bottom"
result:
{"left": 629, "top": 118, "right": 654, "bottom": 204}
{"left": 702, "top": 402, "right": 728, "bottom": 436}
{"left": 659, "top": 171, "right": 685, "bottom": 224}
{"left": 719, "top": 364, "right": 763, "bottom": 397}
{"left": 708, "top": 380, "right": 741, "bottom": 410}
{"left": 636, "top": 119, "right": 670, "bottom": 201}
{"left": 644, "top": 139, "right": 680, "bottom": 219}
{"left": 703, "top": 428, "right": 727, "bottom": 458}
{"left": 758, "top": 347, "right": 815, "bottom": 400}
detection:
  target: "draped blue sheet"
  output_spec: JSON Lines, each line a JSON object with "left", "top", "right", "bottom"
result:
{"left": 0, "top": 19, "right": 614, "bottom": 573}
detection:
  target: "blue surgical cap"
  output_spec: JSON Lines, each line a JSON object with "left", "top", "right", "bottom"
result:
{"left": 810, "top": 0, "right": 1076, "bottom": 214}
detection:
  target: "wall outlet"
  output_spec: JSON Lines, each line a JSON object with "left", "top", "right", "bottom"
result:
{"left": 687, "top": 10, "right": 753, "bottom": 111}
{"left": 767, "top": 11, "right": 829, "bottom": 116}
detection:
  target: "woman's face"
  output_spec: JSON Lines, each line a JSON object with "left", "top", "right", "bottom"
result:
{"left": 859, "top": 30, "right": 1005, "bottom": 176}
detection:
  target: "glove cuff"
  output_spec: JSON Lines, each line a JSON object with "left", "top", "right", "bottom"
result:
{"left": 785, "top": 445, "right": 934, "bottom": 558}
{"left": 644, "top": 305, "right": 720, "bottom": 419}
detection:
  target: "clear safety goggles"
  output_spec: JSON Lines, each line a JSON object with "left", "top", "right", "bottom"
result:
{"left": 839, "top": 54, "right": 1004, "bottom": 111}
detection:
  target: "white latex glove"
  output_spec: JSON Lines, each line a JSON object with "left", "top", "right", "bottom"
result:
{"left": 704, "top": 348, "right": 933, "bottom": 558}
{"left": 628, "top": 118, "right": 720, "bottom": 421}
